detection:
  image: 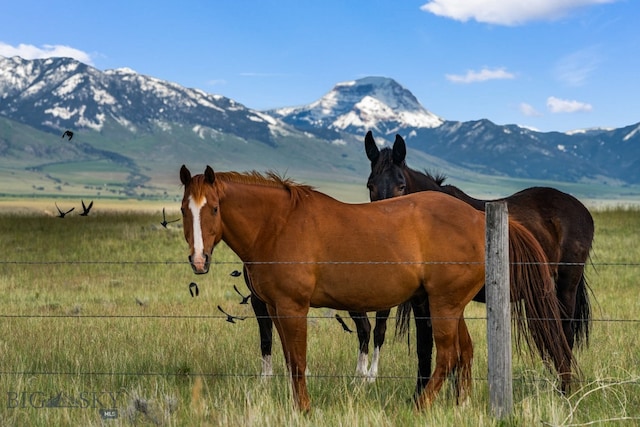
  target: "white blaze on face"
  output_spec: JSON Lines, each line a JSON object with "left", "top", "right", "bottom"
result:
{"left": 188, "top": 195, "right": 207, "bottom": 261}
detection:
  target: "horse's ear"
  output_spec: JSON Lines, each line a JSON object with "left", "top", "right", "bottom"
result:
{"left": 392, "top": 134, "right": 406, "bottom": 165}
{"left": 180, "top": 165, "right": 192, "bottom": 185}
{"left": 364, "top": 130, "right": 380, "bottom": 163}
{"left": 204, "top": 165, "right": 216, "bottom": 185}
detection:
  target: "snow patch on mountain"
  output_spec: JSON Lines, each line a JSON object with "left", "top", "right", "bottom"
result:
{"left": 106, "top": 67, "right": 138, "bottom": 75}
{"left": 566, "top": 127, "right": 614, "bottom": 135}
{"left": 92, "top": 87, "right": 117, "bottom": 105}
{"left": 77, "top": 111, "right": 105, "bottom": 131}
{"left": 623, "top": 124, "right": 640, "bottom": 141}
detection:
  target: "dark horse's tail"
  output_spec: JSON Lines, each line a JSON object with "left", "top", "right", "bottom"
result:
{"left": 573, "top": 268, "right": 593, "bottom": 349}
{"left": 395, "top": 218, "right": 576, "bottom": 392}
{"left": 508, "top": 219, "right": 575, "bottom": 392}
{"left": 395, "top": 300, "right": 414, "bottom": 339}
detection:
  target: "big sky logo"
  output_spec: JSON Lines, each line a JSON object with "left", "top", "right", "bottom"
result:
{"left": 7, "top": 390, "right": 123, "bottom": 410}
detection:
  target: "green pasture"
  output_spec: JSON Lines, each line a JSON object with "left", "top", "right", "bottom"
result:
{"left": 0, "top": 206, "right": 638, "bottom": 426}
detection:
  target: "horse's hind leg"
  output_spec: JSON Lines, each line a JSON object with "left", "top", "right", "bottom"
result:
{"left": 349, "top": 311, "right": 371, "bottom": 377}
{"left": 250, "top": 294, "right": 274, "bottom": 377}
{"left": 415, "top": 311, "right": 461, "bottom": 410}
{"left": 455, "top": 317, "right": 473, "bottom": 405}
{"left": 367, "top": 308, "right": 391, "bottom": 382}
{"left": 412, "top": 296, "right": 433, "bottom": 399}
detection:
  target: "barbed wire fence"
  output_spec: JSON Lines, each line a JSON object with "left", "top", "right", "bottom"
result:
{"left": 0, "top": 260, "right": 639, "bottom": 382}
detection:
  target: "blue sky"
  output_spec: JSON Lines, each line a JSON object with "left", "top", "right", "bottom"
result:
{"left": 1, "top": 0, "right": 638, "bottom": 132}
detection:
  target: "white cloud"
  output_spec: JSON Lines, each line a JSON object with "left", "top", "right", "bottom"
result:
{"left": 420, "top": 0, "right": 617, "bottom": 26}
{"left": 519, "top": 103, "right": 542, "bottom": 117}
{"left": 546, "top": 96, "right": 593, "bottom": 113}
{"left": 0, "top": 42, "right": 93, "bottom": 64}
{"left": 446, "top": 67, "right": 514, "bottom": 84}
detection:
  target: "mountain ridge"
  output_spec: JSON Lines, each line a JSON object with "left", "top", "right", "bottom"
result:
{"left": 1, "top": 55, "right": 639, "bottom": 200}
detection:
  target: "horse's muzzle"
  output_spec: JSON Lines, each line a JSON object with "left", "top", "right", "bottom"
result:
{"left": 189, "top": 253, "right": 210, "bottom": 274}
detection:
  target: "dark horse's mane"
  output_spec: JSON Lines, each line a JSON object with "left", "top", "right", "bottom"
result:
{"left": 420, "top": 169, "right": 475, "bottom": 203}
{"left": 422, "top": 169, "right": 447, "bottom": 187}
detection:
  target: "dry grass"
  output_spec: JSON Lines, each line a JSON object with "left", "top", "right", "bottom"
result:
{"left": 0, "top": 207, "right": 638, "bottom": 426}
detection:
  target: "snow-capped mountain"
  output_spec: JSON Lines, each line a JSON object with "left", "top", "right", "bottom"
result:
{"left": 0, "top": 55, "right": 285, "bottom": 146}
{"left": 271, "top": 75, "right": 640, "bottom": 184}
{"left": 1, "top": 55, "right": 639, "bottom": 187}
{"left": 272, "top": 76, "right": 442, "bottom": 138}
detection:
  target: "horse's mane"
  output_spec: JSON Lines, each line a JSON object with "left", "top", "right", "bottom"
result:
{"left": 215, "top": 170, "right": 315, "bottom": 205}
{"left": 422, "top": 169, "right": 447, "bottom": 187}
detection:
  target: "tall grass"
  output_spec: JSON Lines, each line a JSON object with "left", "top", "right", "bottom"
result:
{"left": 0, "top": 207, "right": 638, "bottom": 426}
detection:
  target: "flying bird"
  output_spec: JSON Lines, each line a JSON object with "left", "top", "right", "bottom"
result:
{"left": 161, "top": 208, "right": 180, "bottom": 228}
{"left": 189, "top": 282, "right": 199, "bottom": 297}
{"left": 217, "top": 305, "right": 247, "bottom": 324}
{"left": 61, "top": 130, "right": 74, "bottom": 141}
{"left": 229, "top": 270, "right": 242, "bottom": 277}
{"left": 55, "top": 203, "right": 74, "bottom": 218}
{"left": 233, "top": 285, "right": 251, "bottom": 304}
{"left": 335, "top": 314, "right": 353, "bottom": 333}
{"left": 79, "top": 200, "right": 93, "bottom": 216}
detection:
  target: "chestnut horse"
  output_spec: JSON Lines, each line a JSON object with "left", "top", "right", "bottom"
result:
{"left": 364, "top": 131, "right": 593, "bottom": 393}
{"left": 179, "top": 165, "right": 572, "bottom": 411}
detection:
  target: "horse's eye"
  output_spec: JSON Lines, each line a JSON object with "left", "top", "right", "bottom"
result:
{"left": 398, "top": 184, "right": 407, "bottom": 193}
{"left": 213, "top": 206, "right": 219, "bottom": 215}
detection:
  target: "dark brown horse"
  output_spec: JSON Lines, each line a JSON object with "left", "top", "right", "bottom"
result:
{"left": 179, "top": 165, "right": 572, "bottom": 411}
{"left": 364, "top": 131, "right": 593, "bottom": 393}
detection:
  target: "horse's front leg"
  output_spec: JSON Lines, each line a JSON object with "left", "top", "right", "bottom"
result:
{"left": 368, "top": 308, "right": 391, "bottom": 382}
{"left": 415, "top": 306, "right": 461, "bottom": 410}
{"left": 250, "top": 294, "right": 274, "bottom": 377}
{"left": 348, "top": 311, "right": 371, "bottom": 377}
{"left": 244, "top": 268, "right": 274, "bottom": 377}
{"left": 268, "top": 303, "right": 311, "bottom": 412}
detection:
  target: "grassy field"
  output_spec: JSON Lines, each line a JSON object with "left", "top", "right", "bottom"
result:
{"left": 0, "top": 205, "right": 638, "bottom": 426}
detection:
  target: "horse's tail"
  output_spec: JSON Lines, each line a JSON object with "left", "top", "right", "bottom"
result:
{"left": 395, "top": 300, "right": 412, "bottom": 338}
{"left": 573, "top": 271, "right": 593, "bottom": 349}
{"left": 508, "top": 219, "right": 575, "bottom": 390}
